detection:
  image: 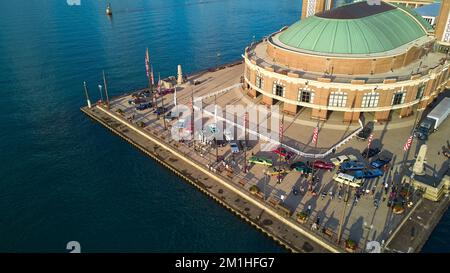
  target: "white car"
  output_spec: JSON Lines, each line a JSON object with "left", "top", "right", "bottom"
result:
{"left": 330, "top": 155, "right": 348, "bottom": 167}
{"left": 333, "top": 172, "right": 363, "bottom": 188}
{"left": 330, "top": 154, "right": 358, "bottom": 167}
{"left": 230, "top": 142, "right": 240, "bottom": 153}
{"left": 174, "top": 118, "right": 186, "bottom": 129}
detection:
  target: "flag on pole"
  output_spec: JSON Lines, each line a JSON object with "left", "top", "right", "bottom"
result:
{"left": 174, "top": 85, "right": 177, "bottom": 106}
{"left": 279, "top": 115, "right": 284, "bottom": 143}
{"left": 244, "top": 112, "right": 249, "bottom": 129}
{"left": 157, "top": 73, "right": 161, "bottom": 92}
{"left": 145, "top": 49, "right": 150, "bottom": 78}
{"left": 367, "top": 133, "right": 374, "bottom": 148}
{"left": 403, "top": 135, "right": 413, "bottom": 151}
{"left": 150, "top": 64, "right": 155, "bottom": 86}
{"left": 312, "top": 126, "right": 319, "bottom": 144}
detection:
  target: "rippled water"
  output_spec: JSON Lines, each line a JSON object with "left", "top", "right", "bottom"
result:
{"left": 0, "top": 0, "right": 447, "bottom": 252}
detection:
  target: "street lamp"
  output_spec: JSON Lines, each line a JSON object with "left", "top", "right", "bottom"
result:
{"left": 98, "top": 84, "right": 103, "bottom": 102}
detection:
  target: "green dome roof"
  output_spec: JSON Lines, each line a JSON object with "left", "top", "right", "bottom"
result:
{"left": 278, "top": 2, "right": 432, "bottom": 55}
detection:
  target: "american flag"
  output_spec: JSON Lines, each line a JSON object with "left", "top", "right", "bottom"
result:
{"left": 403, "top": 135, "right": 413, "bottom": 151}
{"left": 367, "top": 133, "right": 374, "bottom": 148}
{"left": 312, "top": 126, "right": 319, "bottom": 144}
{"left": 145, "top": 49, "right": 150, "bottom": 78}
{"left": 150, "top": 64, "right": 155, "bottom": 86}
{"left": 279, "top": 115, "right": 284, "bottom": 142}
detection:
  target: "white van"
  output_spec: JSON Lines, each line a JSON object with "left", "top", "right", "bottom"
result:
{"left": 333, "top": 172, "right": 363, "bottom": 188}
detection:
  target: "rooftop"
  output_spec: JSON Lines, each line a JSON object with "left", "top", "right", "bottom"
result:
{"left": 414, "top": 2, "right": 441, "bottom": 18}
{"left": 247, "top": 39, "right": 447, "bottom": 84}
{"left": 317, "top": 1, "right": 396, "bottom": 19}
{"left": 278, "top": 1, "right": 432, "bottom": 55}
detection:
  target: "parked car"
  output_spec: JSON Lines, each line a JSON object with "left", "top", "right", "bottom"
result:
{"left": 174, "top": 118, "right": 186, "bottom": 129}
{"left": 153, "top": 106, "right": 169, "bottom": 115}
{"left": 356, "top": 122, "right": 374, "bottom": 140}
{"left": 138, "top": 90, "right": 152, "bottom": 97}
{"left": 128, "top": 97, "right": 147, "bottom": 105}
{"left": 312, "top": 160, "right": 334, "bottom": 171}
{"left": 248, "top": 156, "right": 273, "bottom": 166}
{"left": 265, "top": 167, "right": 289, "bottom": 176}
{"left": 164, "top": 111, "right": 178, "bottom": 122}
{"left": 290, "top": 161, "right": 312, "bottom": 174}
{"left": 340, "top": 161, "right": 366, "bottom": 172}
{"left": 158, "top": 88, "right": 175, "bottom": 95}
{"left": 333, "top": 172, "right": 363, "bottom": 188}
{"left": 136, "top": 102, "right": 152, "bottom": 111}
{"left": 330, "top": 155, "right": 357, "bottom": 167}
{"left": 272, "top": 147, "right": 294, "bottom": 159}
{"left": 370, "top": 156, "right": 391, "bottom": 169}
{"left": 362, "top": 147, "right": 381, "bottom": 158}
{"left": 353, "top": 169, "right": 384, "bottom": 179}
{"left": 230, "top": 142, "right": 240, "bottom": 153}
{"left": 290, "top": 161, "right": 306, "bottom": 170}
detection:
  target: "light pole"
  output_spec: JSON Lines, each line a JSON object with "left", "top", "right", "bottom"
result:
{"left": 83, "top": 81, "right": 91, "bottom": 108}
{"left": 102, "top": 70, "right": 110, "bottom": 109}
{"left": 98, "top": 84, "right": 103, "bottom": 102}
{"left": 161, "top": 95, "right": 167, "bottom": 130}
{"left": 244, "top": 111, "right": 248, "bottom": 173}
{"left": 337, "top": 183, "right": 351, "bottom": 245}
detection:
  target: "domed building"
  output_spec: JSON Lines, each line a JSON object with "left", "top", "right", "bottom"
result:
{"left": 243, "top": 1, "right": 449, "bottom": 122}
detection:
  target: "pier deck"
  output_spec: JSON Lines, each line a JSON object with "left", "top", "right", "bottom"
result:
{"left": 82, "top": 63, "right": 449, "bottom": 252}
{"left": 81, "top": 105, "right": 335, "bottom": 253}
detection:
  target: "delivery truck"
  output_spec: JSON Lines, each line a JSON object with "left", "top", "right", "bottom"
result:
{"left": 415, "top": 97, "right": 450, "bottom": 140}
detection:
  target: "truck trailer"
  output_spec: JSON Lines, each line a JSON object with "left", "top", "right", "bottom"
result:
{"left": 416, "top": 97, "right": 450, "bottom": 140}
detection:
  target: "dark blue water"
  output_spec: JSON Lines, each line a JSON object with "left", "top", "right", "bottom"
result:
{"left": 0, "top": 0, "right": 447, "bottom": 252}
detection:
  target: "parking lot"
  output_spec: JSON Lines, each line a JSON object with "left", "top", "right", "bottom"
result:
{"left": 107, "top": 63, "right": 449, "bottom": 249}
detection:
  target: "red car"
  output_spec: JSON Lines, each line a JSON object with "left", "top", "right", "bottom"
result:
{"left": 312, "top": 160, "right": 334, "bottom": 171}
{"left": 272, "top": 147, "right": 295, "bottom": 158}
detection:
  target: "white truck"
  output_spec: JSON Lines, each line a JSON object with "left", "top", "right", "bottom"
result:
{"left": 415, "top": 97, "right": 450, "bottom": 140}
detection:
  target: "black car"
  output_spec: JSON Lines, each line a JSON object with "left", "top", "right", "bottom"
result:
{"left": 356, "top": 122, "right": 374, "bottom": 140}
{"left": 153, "top": 106, "right": 169, "bottom": 115}
{"left": 362, "top": 147, "right": 380, "bottom": 158}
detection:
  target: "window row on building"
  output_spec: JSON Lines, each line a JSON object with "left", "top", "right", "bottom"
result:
{"left": 252, "top": 76, "right": 426, "bottom": 108}
{"left": 251, "top": 72, "right": 425, "bottom": 108}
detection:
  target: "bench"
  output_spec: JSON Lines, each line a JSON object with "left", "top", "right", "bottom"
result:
{"left": 256, "top": 191, "right": 265, "bottom": 200}
{"left": 322, "top": 228, "right": 334, "bottom": 238}
{"left": 239, "top": 179, "right": 247, "bottom": 187}
{"left": 268, "top": 198, "right": 279, "bottom": 207}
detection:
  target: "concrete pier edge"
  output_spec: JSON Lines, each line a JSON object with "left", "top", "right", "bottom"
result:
{"left": 81, "top": 105, "right": 342, "bottom": 253}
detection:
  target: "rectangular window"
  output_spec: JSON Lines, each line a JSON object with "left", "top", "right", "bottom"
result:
{"left": 328, "top": 92, "right": 347, "bottom": 107}
{"left": 392, "top": 92, "right": 405, "bottom": 105}
{"left": 416, "top": 85, "right": 425, "bottom": 100}
{"left": 256, "top": 75, "right": 264, "bottom": 89}
{"left": 273, "top": 83, "right": 285, "bottom": 97}
{"left": 298, "top": 89, "right": 314, "bottom": 103}
{"left": 361, "top": 92, "right": 379, "bottom": 108}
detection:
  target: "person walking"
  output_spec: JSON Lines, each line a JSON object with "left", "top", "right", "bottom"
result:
{"left": 307, "top": 204, "right": 312, "bottom": 215}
